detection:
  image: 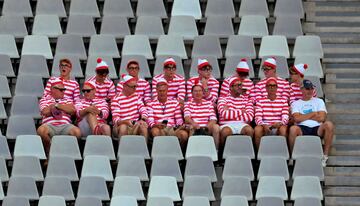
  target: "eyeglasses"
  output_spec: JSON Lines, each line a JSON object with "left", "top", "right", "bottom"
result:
{"left": 128, "top": 66, "right": 139, "bottom": 70}
{"left": 237, "top": 72, "right": 249, "bottom": 76}
{"left": 59, "top": 64, "right": 71, "bottom": 68}
{"left": 200, "top": 66, "right": 212, "bottom": 72}
{"left": 266, "top": 84, "right": 278, "bottom": 88}
{"left": 126, "top": 84, "right": 137, "bottom": 89}
{"left": 164, "top": 66, "right": 176, "bottom": 71}
{"left": 262, "top": 68, "right": 272, "bottom": 72}
{"left": 82, "top": 89, "right": 93, "bottom": 93}
{"left": 96, "top": 70, "right": 109, "bottom": 76}
{"left": 53, "top": 87, "right": 66, "bottom": 92}
{"left": 231, "top": 84, "right": 242, "bottom": 88}
{"left": 290, "top": 70, "right": 298, "bottom": 75}
{"left": 301, "top": 87, "right": 313, "bottom": 91}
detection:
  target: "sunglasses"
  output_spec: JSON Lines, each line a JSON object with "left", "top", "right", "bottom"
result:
{"left": 128, "top": 66, "right": 139, "bottom": 70}
{"left": 82, "top": 89, "right": 93, "bottom": 93}
{"left": 266, "top": 84, "right": 278, "bottom": 88}
{"left": 96, "top": 70, "right": 109, "bottom": 76}
{"left": 231, "top": 83, "right": 242, "bottom": 88}
{"left": 301, "top": 87, "right": 313, "bottom": 90}
{"left": 59, "top": 64, "right": 71, "bottom": 68}
{"left": 200, "top": 66, "right": 212, "bottom": 72}
{"left": 53, "top": 87, "right": 66, "bottom": 92}
{"left": 126, "top": 84, "right": 137, "bottom": 89}
{"left": 164, "top": 66, "right": 176, "bottom": 71}
{"left": 262, "top": 68, "right": 272, "bottom": 72}
{"left": 237, "top": 72, "right": 249, "bottom": 76}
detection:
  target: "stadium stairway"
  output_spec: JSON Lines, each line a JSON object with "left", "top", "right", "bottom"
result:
{"left": 305, "top": 1, "right": 360, "bottom": 205}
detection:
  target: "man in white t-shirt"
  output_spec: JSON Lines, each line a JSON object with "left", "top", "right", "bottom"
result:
{"left": 289, "top": 79, "right": 334, "bottom": 167}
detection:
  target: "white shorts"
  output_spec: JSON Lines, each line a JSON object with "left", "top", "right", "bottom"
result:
{"left": 78, "top": 118, "right": 92, "bottom": 137}
{"left": 220, "top": 122, "right": 249, "bottom": 134}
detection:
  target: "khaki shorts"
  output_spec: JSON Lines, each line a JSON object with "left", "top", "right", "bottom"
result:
{"left": 47, "top": 123, "right": 76, "bottom": 137}
{"left": 113, "top": 123, "right": 142, "bottom": 138}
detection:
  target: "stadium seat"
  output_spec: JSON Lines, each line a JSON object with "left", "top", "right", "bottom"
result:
{"left": 156, "top": 35, "right": 188, "bottom": 59}
{"left": 185, "top": 156, "right": 217, "bottom": 182}
{"left": 75, "top": 197, "right": 102, "bottom": 206}
{"left": 259, "top": 35, "right": 290, "bottom": 58}
{"left": 11, "top": 156, "right": 43, "bottom": 181}
{"left": 0, "top": 75, "right": 12, "bottom": 98}
{"left": 272, "top": 16, "right": 303, "bottom": 39}
{"left": 292, "top": 136, "right": 323, "bottom": 159}
{"left": 32, "top": 15, "right": 63, "bottom": 38}
{"left": 0, "top": 157, "right": 9, "bottom": 181}
{"left": 49, "top": 135, "right": 82, "bottom": 160}
{"left": 0, "top": 99, "right": 7, "bottom": 120}
{"left": 183, "top": 196, "right": 210, "bottom": 206}
{"left": 293, "top": 156, "right": 324, "bottom": 181}
{"left": 148, "top": 176, "right": 181, "bottom": 201}
{"left": 238, "top": 15, "right": 268, "bottom": 38}
{"left": 223, "top": 156, "right": 254, "bottom": 180}
{"left": 256, "top": 176, "right": 287, "bottom": 200}
{"left": 55, "top": 34, "right": 87, "bottom": 60}
{"left": 274, "top": 0, "right": 305, "bottom": 19}
{"left": 136, "top": 0, "right": 167, "bottom": 18}
{"left": 135, "top": 16, "right": 164, "bottom": 39}
{"left": 110, "top": 196, "right": 138, "bottom": 206}
{"left": 221, "top": 196, "right": 248, "bottom": 206}
{"left": 52, "top": 55, "right": 84, "bottom": 78}
{"left": 118, "top": 135, "right": 150, "bottom": 159}
{"left": 306, "top": 76, "right": 324, "bottom": 97}
{"left": 69, "top": 0, "right": 100, "bottom": 18}
{"left": 0, "top": 54, "right": 15, "bottom": 77}
{"left": 10, "top": 95, "right": 41, "bottom": 118}
{"left": 238, "top": 0, "right": 269, "bottom": 18}
{"left": 38, "top": 196, "right": 66, "bottom": 206}
{"left": 221, "top": 177, "right": 253, "bottom": 200}
{"left": 116, "top": 156, "right": 149, "bottom": 181}
{"left": 2, "top": 197, "right": 30, "bottom": 206}
{"left": 172, "top": 0, "right": 202, "bottom": 20}
{"left": 119, "top": 55, "right": 152, "bottom": 78}
{"left": 293, "top": 35, "right": 324, "bottom": 58}
{"left": 192, "top": 35, "right": 222, "bottom": 58}
{"left": 295, "top": 56, "right": 324, "bottom": 78}
{"left": 77, "top": 176, "right": 110, "bottom": 201}
{"left": 14, "top": 75, "right": 44, "bottom": 97}
{"left": 294, "top": 197, "right": 322, "bottom": 206}
{"left": 100, "top": 16, "right": 131, "bottom": 39}
{"left": 182, "top": 176, "right": 215, "bottom": 201}
{"left": 6, "top": 117, "right": 37, "bottom": 140}
{"left": 2, "top": 0, "right": 33, "bottom": 17}
{"left": 257, "top": 136, "right": 289, "bottom": 160}
{"left": 0, "top": 34, "right": 19, "bottom": 58}
{"left": 167, "top": 15, "right": 198, "bottom": 40}
{"left": 223, "top": 56, "right": 255, "bottom": 78}
{"left": 83, "top": 135, "right": 116, "bottom": 160}
{"left": 257, "top": 197, "right": 284, "bottom": 206}
{"left": 259, "top": 56, "right": 290, "bottom": 79}
{"left": 150, "top": 157, "right": 183, "bottom": 182}
{"left": 66, "top": 15, "right": 96, "bottom": 37}
{"left": 146, "top": 197, "right": 174, "bottom": 206}
{"left": 223, "top": 135, "right": 255, "bottom": 159}
{"left": 21, "top": 35, "right": 53, "bottom": 59}
{"left": 122, "top": 35, "right": 154, "bottom": 59}
{"left": 205, "top": 0, "right": 235, "bottom": 18}
{"left": 89, "top": 35, "right": 120, "bottom": 58}
{"left": 13, "top": 135, "right": 46, "bottom": 159}
{"left": 103, "top": 0, "right": 134, "bottom": 18}
{"left": 112, "top": 176, "right": 145, "bottom": 200}
{"left": 46, "top": 156, "right": 79, "bottom": 181}
{"left": 0, "top": 16, "right": 28, "bottom": 38}
{"left": 18, "top": 55, "right": 49, "bottom": 78}
{"left": 7, "top": 176, "right": 39, "bottom": 200}
{"left": 153, "top": 56, "right": 185, "bottom": 77}
{"left": 189, "top": 56, "right": 221, "bottom": 79}
{"left": 42, "top": 177, "right": 75, "bottom": 200}
{"left": 257, "top": 157, "right": 289, "bottom": 180}
{"left": 204, "top": 16, "right": 235, "bottom": 38}
{"left": 35, "top": 0, "right": 67, "bottom": 18}
{"left": 0, "top": 184, "right": 3, "bottom": 200}
{"left": 151, "top": 136, "right": 184, "bottom": 160}
{"left": 0, "top": 135, "right": 11, "bottom": 159}
{"left": 81, "top": 155, "right": 114, "bottom": 181}
{"left": 186, "top": 135, "right": 218, "bottom": 161}
{"left": 291, "top": 176, "right": 323, "bottom": 200}
{"left": 225, "top": 35, "right": 256, "bottom": 59}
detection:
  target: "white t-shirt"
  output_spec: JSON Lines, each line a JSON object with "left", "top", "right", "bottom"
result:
{"left": 291, "top": 97, "right": 327, "bottom": 128}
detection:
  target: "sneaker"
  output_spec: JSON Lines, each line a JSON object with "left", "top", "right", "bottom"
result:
{"left": 321, "top": 155, "right": 328, "bottom": 167}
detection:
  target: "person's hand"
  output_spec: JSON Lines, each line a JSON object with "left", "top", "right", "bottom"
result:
{"left": 262, "top": 124, "right": 271, "bottom": 134}
{"left": 271, "top": 122, "right": 282, "bottom": 129}
{"left": 201, "top": 78, "right": 208, "bottom": 87}
{"left": 89, "top": 106, "right": 101, "bottom": 115}
{"left": 137, "top": 119, "right": 148, "bottom": 127}
{"left": 191, "top": 122, "right": 201, "bottom": 130}
{"left": 153, "top": 123, "right": 165, "bottom": 129}
{"left": 118, "top": 120, "right": 133, "bottom": 127}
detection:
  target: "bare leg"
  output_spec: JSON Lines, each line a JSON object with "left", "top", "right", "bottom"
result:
{"left": 318, "top": 121, "right": 334, "bottom": 156}
{"left": 86, "top": 113, "right": 98, "bottom": 132}
{"left": 254, "top": 125, "right": 265, "bottom": 149}
{"left": 220, "top": 126, "right": 232, "bottom": 149}
{"left": 241, "top": 125, "right": 254, "bottom": 137}
{"left": 208, "top": 123, "right": 220, "bottom": 149}
{"left": 68, "top": 126, "right": 81, "bottom": 138}
{"left": 151, "top": 127, "right": 165, "bottom": 137}
{"left": 37, "top": 124, "right": 51, "bottom": 155}
{"left": 278, "top": 125, "right": 288, "bottom": 138}
{"left": 175, "top": 129, "right": 189, "bottom": 148}
{"left": 288, "top": 125, "right": 302, "bottom": 152}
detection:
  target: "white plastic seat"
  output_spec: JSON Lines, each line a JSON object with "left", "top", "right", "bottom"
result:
{"left": 257, "top": 136, "right": 289, "bottom": 160}
{"left": 2, "top": 0, "right": 33, "bottom": 17}
{"left": 0, "top": 16, "right": 28, "bottom": 38}
{"left": 306, "top": 76, "right": 324, "bottom": 98}
{"left": 0, "top": 54, "right": 15, "bottom": 77}
{"left": 291, "top": 176, "right": 323, "bottom": 200}
{"left": 6, "top": 116, "right": 37, "bottom": 140}
{"left": 257, "top": 157, "right": 289, "bottom": 180}
{"left": 118, "top": 135, "right": 150, "bottom": 159}
{"left": 146, "top": 197, "right": 174, "bottom": 206}
{"left": 135, "top": 16, "right": 164, "bottom": 39}
{"left": 122, "top": 35, "right": 154, "bottom": 59}
{"left": 274, "top": 0, "right": 304, "bottom": 19}
{"left": 182, "top": 176, "right": 215, "bottom": 201}
{"left": 7, "top": 176, "right": 39, "bottom": 200}
{"left": 69, "top": 0, "right": 100, "bottom": 17}
{"left": 221, "top": 196, "right": 248, "bottom": 206}
{"left": 223, "top": 135, "right": 255, "bottom": 159}
{"left": 223, "top": 157, "right": 254, "bottom": 180}
{"left": 0, "top": 34, "right": 19, "bottom": 58}
{"left": 148, "top": 176, "right": 181, "bottom": 201}
{"left": 204, "top": 16, "right": 234, "bottom": 38}
{"left": 189, "top": 56, "right": 221, "bottom": 79}
{"left": 21, "top": 35, "right": 53, "bottom": 59}
{"left": 88, "top": 34, "right": 120, "bottom": 58}
{"left": 185, "top": 156, "right": 217, "bottom": 182}
{"left": 223, "top": 57, "right": 255, "bottom": 79}
{"left": 0, "top": 99, "right": 6, "bottom": 120}
{"left": 186, "top": 136, "right": 218, "bottom": 161}
{"left": 153, "top": 55, "right": 185, "bottom": 77}
{"left": 52, "top": 55, "right": 84, "bottom": 78}
{"left": 293, "top": 157, "right": 324, "bottom": 181}
{"left": 0, "top": 136, "right": 11, "bottom": 159}
{"left": 116, "top": 156, "right": 148, "bottom": 181}
{"left": 238, "top": 15, "right": 268, "bottom": 38}
{"left": 81, "top": 155, "right": 113, "bottom": 181}
{"left": 0, "top": 75, "right": 11, "bottom": 98}
{"left": 11, "top": 156, "right": 43, "bottom": 181}
{"left": 66, "top": 15, "right": 96, "bottom": 37}
{"left": 172, "top": 0, "right": 202, "bottom": 20}
{"left": 83, "top": 135, "right": 116, "bottom": 160}
{"left": 151, "top": 136, "right": 184, "bottom": 160}
{"left": 192, "top": 35, "right": 222, "bottom": 58}
{"left": 239, "top": 0, "right": 269, "bottom": 18}
{"left": 77, "top": 176, "right": 110, "bottom": 200}
{"left": 294, "top": 197, "right": 322, "bottom": 206}
{"left": 0, "top": 157, "right": 9, "bottom": 182}
{"left": 112, "top": 176, "right": 145, "bottom": 200}
{"left": 259, "top": 56, "right": 289, "bottom": 79}
{"left": 49, "top": 135, "right": 82, "bottom": 160}
{"left": 2, "top": 196, "right": 30, "bottom": 206}
{"left": 46, "top": 156, "right": 79, "bottom": 181}
{"left": 100, "top": 16, "right": 131, "bottom": 39}
{"left": 183, "top": 196, "right": 210, "bottom": 206}
{"left": 42, "top": 177, "right": 75, "bottom": 200}
{"left": 221, "top": 177, "right": 253, "bottom": 200}
{"left": 272, "top": 16, "right": 303, "bottom": 39}
{"left": 168, "top": 15, "right": 198, "bottom": 40}
{"left": 18, "top": 55, "right": 49, "bottom": 78}
{"left": 151, "top": 157, "right": 183, "bottom": 182}
{"left": 292, "top": 136, "right": 323, "bottom": 159}
{"left": 257, "top": 197, "right": 284, "bottom": 206}
{"left": 85, "top": 56, "right": 118, "bottom": 79}
{"left": 119, "top": 55, "right": 152, "bottom": 78}
{"left": 295, "top": 56, "right": 324, "bottom": 78}
{"left": 205, "top": 0, "right": 235, "bottom": 18}
{"left": 32, "top": 15, "right": 63, "bottom": 38}
{"left": 14, "top": 135, "right": 46, "bottom": 159}
{"left": 14, "top": 75, "right": 44, "bottom": 97}
{"left": 156, "top": 35, "right": 187, "bottom": 59}
{"left": 10, "top": 95, "right": 41, "bottom": 118}
{"left": 259, "top": 35, "right": 290, "bottom": 58}
{"left": 103, "top": 0, "right": 134, "bottom": 18}
{"left": 136, "top": 0, "right": 167, "bottom": 18}
{"left": 38, "top": 196, "right": 66, "bottom": 206}
{"left": 225, "top": 35, "right": 256, "bottom": 59}
{"left": 75, "top": 197, "right": 102, "bottom": 206}
{"left": 293, "top": 36, "right": 324, "bottom": 58}
{"left": 36, "top": 0, "right": 67, "bottom": 18}
{"left": 256, "top": 176, "right": 287, "bottom": 200}
{"left": 110, "top": 196, "right": 138, "bottom": 206}
{"left": 55, "top": 34, "right": 87, "bottom": 60}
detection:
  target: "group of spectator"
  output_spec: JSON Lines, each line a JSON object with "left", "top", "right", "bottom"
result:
{"left": 37, "top": 56, "right": 334, "bottom": 166}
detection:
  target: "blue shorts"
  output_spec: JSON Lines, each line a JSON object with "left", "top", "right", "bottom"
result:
{"left": 299, "top": 125, "right": 320, "bottom": 136}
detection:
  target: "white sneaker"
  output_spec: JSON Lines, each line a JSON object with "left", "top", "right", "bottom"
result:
{"left": 321, "top": 155, "right": 329, "bottom": 167}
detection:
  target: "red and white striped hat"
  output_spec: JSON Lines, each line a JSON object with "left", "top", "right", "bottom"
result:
{"left": 83, "top": 81, "right": 96, "bottom": 90}
{"left": 121, "top": 74, "right": 137, "bottom": 84}
{"left": 163, "top": 57, "right": 176, "bottom": 67}
{"left": 263, "top": 57, "right": 277, "bottom": 70}
{"left": 292, "top": 63, "right": 308, "bottom": 77}
{"left": 229, "top": 77, "right": 242, "bottom": 87}
{"left": 96, "top": 58, "right": 109, "bottom": 71}
{"left": 192, "top": 77, "right": 203, "bottom": 89}
{"left": 236, "top": 58, "right": 250, "bottom": 73}
{"left": 198, "top": 59, "right": 210, "bottom": 70}
{"left": 266, "top": 77, "right": 278, "bottom": 85}
{"left": 51, "top": 77, "right": 63, "bottom": 87}
{"left": 156, "top": 78, "right": 168, "bottom": 86}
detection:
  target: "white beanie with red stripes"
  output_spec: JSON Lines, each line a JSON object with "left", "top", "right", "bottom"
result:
{"left": 263, "top": 57, "right": 277, "bottom": 70}
{"left": 96, "top": 58, "right": 109, "bottom": 71}
{"left": 236, "top": 58, "right": 250, "bottom": 73}
{"left": 121, "top": 74, "right": 137, "bottom": 84}
{"left": 197, "top": 59, "right": 210, "bottom": 69}
{"left": 292, "top": 63, "right": 308, "bottom": 77}
{"left": 163, "top": 57, "right": 176, "bottom": 67}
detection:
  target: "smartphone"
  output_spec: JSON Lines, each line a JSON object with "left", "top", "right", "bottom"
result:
{"left": 162, "top": 120, "right": 168, "bottom": 125}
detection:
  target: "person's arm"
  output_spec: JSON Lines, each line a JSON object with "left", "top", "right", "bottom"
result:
{"left": 147, "top": 103, "right": 156, "bottom": 127}
{"left": 241, "top": 100, "right": 255, "bottom": 122}
{"left": 177, "top": 78, "right": 186, "bottom": 102}
{"left": 57, "top": 103, "right": 76, "bottom": 115}
{"left": 217, "top": 98, "right": 239, "bottom": 120}
{"left": 219, "top": 79, "right": 230, "bottom": 97}
{"left": 143, "top": 81, "right": 151, "bottom": 105}
{"left": 108, "top": 81, "right": 116, "bottom": 100}
{"left": 186, "top": 79, "right": 193, "bottom": 101}
{"left": 206, "top": 80, "right": 219, "bottom": 103}
{"left": 73, "top": 82, "right": 81, "bottom": 103}
{"left": 138, "top": 99, "right": 148, "bottom": 120}
{"left": 281, "top": 100, "right": 290, "bottom": 125}
{"left": 292, "top": 112, "right": 316, "bottom": 123}
{"left": 312, "top": 111, "right": 326, "bottom": 122}
{"left": 174, "top": 102, "right": 184, "bottom": 126}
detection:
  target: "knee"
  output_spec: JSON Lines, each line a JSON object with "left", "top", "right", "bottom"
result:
{"left": 254, "top": 125, "right": 263, "bottom": 134}
{"left": 151, "top": 128, "right": 161, "bottom": 137}
{"left": 324, "top": 121, "right": 334, "bottom": 131}
{"left": 70, "top": 127, "right": 81, "bottom": 138}
{"left": 220, "top": 127, "right": 232, "bottom": 137}
{"left": 289, "top": 125, "right": 300, "bottom": 135}
{"left": 243, "top": 126, "right": 254, "bottom": 137}
{"left": 177, "top": 130, "right": 189, "bottom": 140}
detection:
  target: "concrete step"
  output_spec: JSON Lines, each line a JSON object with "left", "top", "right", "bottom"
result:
{"left": 334, "top": 135, "right": 360, "bottom": 144}
{"left": 326, "top": 73, "right": 360, "bottom": 84}
{"left": 326, "top": 197, "right": 360, "bottom": 206}
{"left": 325, "top": 64, "right": 360, "bottom": 73}
{"left": 324, "top": 84, "right": 360, "bottom": 94}
{"left": 323, "top": 43, "right": 360, "bottom": 54}
{"left": 328, "top": 156, "right": 360, "bottom": 166}
{"left": 307, "top": 32, "right": 360, "bottom": 43}
{"left": 305, "top": 22, "right": 360, "bottom": 33}
{"left": 326, "top": 93, "right": 360, "bottom": 103}
{"left": 305, "top": 1, "right": 360, "bottom": 12}
{"left": 327, "top": 103, "right": 360, "bottom": 114}
{"left": 325, "top": 167, "right": 360, "bottom": 176}
{"left": 331, "top": 144, "right": 360, "bottom": 156}
{"left": 323, "top": 54, "right": 360, "bottom": 63}
{"left": 325, "top": 176, "right": 360, "bottom": 186}
{"left": 325, "top": 187, "right": 360, "bottom": 196}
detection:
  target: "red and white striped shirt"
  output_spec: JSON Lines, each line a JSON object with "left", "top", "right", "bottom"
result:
{"left": 111, "top": 93, "right": 148, "bottom": 124}
{"left": 187, "top": 76, "right": 219, "bottom": 103}
{"left": 217, "top": 95, "right": 254, "bottom": 125}
{"left": 86, "top": 75, "right": 116, "bottom": 100}
{"left": 184, "top": 100, "right": 217, "bottom": 127}
{"left": 152, "top": 74, "right": 186, "bottom": 101}
{"left": 220, "top": 77, "right": 254, "bottom": 99}
{"left": 75, "top": 98, "right": 109, "bottom": 123}
{"left": 116, "top": 78, "right": 151, "bottom": 104}
{"left": 39, "top": 96, "right": 73, "bottom": 126}
{"left": 290, "top": 82, "right": 317, "bottom": 104}
{"left": 147, "top": 98, "right": 183, "bottom": 127}
{"left": 254, "top": 77, "right": 290, "bottom": 103}
{"left": 44, "top": 77, "right": 80, "bottom": 103}
{"left": 255, "top": 97, "right": 289, "bottom": 126}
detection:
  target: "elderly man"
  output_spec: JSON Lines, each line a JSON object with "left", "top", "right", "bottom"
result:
{"left": 184, "top": 79, "right": 220, "bottom": 148}
{"left": 116, "top": 60, "right": 151, "bottom": 105}
{"left": 147, "top": 78, "right": 188, "bottom": 145}
{"left": 75, "top": 81, "right": 111, "bottom": 136}
{"left": 152, "top": 58, "right": 186, "bottom": 105}
{"left": 37, "top": 78, "right": 81, "bottom": 154}
{"left": 86, "top": 58, "right": 116, "bottom": 102}
{"left": 218, "top": 77, "right": 254, "bottom": 147}
{"left": 254, "top": 77, "right": 289, "bottom": 148}
{"left": 289, "top": 63, "right": 317, "bottom": 104}
{"left": 112, "top": 74, "right": 149, "bottom": 138}
{"left": 254, "top": 57, "right": 290, "bottom": 103}
{"left": 220, "top": 58, "right": 254, "bottom": 100}
{"left": 44, "top": 58, "right": 80, "bottom": 103}
{"left": 289, "top": 79, "right": 334, "bottom": 167}
{"left": 187, "top": 59, "right": 219, "bottom": 103}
